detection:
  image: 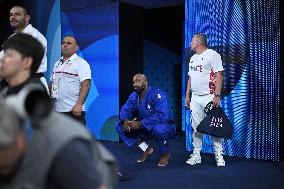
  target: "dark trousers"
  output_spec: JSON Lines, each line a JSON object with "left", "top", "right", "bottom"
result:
{"left": 62, "top": 111, "right": 86, "bottom": 126}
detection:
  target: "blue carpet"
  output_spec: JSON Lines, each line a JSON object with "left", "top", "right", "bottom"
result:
{"left": 101, "top": 132, "right": 284, "bottom": 189}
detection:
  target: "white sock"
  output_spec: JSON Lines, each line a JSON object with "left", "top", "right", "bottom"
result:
{"left": 138, "top": 142, "right": 149, "bottom": 152}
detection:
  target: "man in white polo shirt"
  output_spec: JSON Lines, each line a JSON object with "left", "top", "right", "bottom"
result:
{"left": 185, "top": 32, "right": 225, "bottom": 166}
{"left": 50, "top": 35, "right": 91, "bottom": 125}
{"left": 0, "top": 5, "right": 48, "bottom": 92}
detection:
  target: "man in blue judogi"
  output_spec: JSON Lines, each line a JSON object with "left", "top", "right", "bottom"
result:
{"left": 115, "top": 73, "right": 176, "bottom": 166}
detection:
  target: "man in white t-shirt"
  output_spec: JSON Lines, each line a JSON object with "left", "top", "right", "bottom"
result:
{"left": 0, "top": 5, "right": 48, "bottom": 92}
{"left": 185, "top": 33, "right": 225, "bottom": 166}
{"left": 50, "top": 35, "right": 91, "bottom": 125}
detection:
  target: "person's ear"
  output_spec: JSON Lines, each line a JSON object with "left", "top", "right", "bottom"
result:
{"left": 23, "top": 57, "right": 33, "bottom": 70}
{"left": 25, "top": 15, "right": 30, "bottom": 23}
{"left": 144, "top": 80, "right": 148, "bottom": 86}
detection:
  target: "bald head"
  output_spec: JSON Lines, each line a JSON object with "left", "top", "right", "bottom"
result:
{"left": 11, "top": 5, "right": 28, "bottom": 15}
{"left": 133, "top": 73, "right": 147, "bottom": 82}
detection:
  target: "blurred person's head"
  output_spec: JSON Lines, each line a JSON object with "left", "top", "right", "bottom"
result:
{"left": 191, "top": 32, "right": 208, "bottom": 54}
{"left": 132, "top": 73, "right": 148, "bottom": 94}
{"left": 0, "top": 33, "right": 44, "bottom": 87}
{"left": 9, "top": 5, "right": 30, "bottom": 33}
{"left": 61, "top": 35, "right": 79, "bottom": 60}
{"left": 0, "top": 100, "right": 26, "bottom": 181}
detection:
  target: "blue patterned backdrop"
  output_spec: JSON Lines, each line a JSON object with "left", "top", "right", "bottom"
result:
{"left": 183, "top": 0, "right": 280, "bottom": 161}
{"left": 61, "top": 1, "right": 119, "bottom": 141}
{"left": 144, "top": 40, "right": 181, "bottom": 126}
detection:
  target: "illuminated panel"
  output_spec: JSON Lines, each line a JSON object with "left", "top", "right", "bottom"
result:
{"left": 184, "top": 0, "right": 279, "bottom": 160}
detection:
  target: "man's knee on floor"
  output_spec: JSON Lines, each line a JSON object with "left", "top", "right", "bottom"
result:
{"left": 115, "top": 122, "right": 124, "bottom": 134}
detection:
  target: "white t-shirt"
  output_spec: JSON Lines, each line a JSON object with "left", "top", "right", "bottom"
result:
{"left": 22, "top": 24, "right": 47, "bottom": 73}
{"left": 0, "top": 24, "right": 47, "bottom": 73}
{"left": 51, "top": 53, "right": 91, "bottom": 112}
{"left": 188, "top": 48, "right": 223, "bottom": 95}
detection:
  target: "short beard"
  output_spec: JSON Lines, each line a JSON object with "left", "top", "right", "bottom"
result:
{"left": 135, "top": 86, "right": 145, "bottom": 95}
{"left": 11, "top": 21, "right": 26, "bottom": 31}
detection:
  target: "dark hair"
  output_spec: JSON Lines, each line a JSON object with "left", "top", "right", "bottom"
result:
{"left": 62, "top": 35, "right": 79, "bottom": 46}
{"left": 2, "top": 33, "right": 44, "bottom": 75}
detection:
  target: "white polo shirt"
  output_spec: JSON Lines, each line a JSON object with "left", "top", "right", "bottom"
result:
{"left": 51, "top": 53, "right": 91, "bottom": 112}
{"left": 188, "top": 48, "right": 223, "bottom": 95}
{"left": 0, "top": 24, "right": 47, "bottom": 73}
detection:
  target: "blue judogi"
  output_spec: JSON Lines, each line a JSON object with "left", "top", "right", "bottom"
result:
{"left": 115, "top": 86, "right": 176, "bottom": 155}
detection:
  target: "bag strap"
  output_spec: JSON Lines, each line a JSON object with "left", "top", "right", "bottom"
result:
{"left": 204, "top": 101, "right": 213, "bottom": 115}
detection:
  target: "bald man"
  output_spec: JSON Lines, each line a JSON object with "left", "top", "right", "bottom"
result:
{"left": 115, "top": 73, "right": 176, "bottom": 167}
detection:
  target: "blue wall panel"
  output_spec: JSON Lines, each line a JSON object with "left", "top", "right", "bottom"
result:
{"left": 184, "top": 0, "right": 280, "bottom": 161}
{"left": 61, "top": 1, "right": 119, "bottom": 141}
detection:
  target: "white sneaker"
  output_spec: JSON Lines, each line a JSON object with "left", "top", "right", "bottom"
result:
{"left": 186, "top": 154, "right": 201, "bottom": 165}
{"left": 215, "top": 154, "right": 225, "bottom": 167}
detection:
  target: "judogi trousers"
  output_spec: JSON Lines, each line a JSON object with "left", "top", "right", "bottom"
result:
{"left": 115, "top": 123, "right": 175, "bottom": 155}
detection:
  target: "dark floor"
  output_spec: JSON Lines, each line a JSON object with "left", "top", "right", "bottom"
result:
{"left": 101, "top": 132, "right": 284, "bottom": 189}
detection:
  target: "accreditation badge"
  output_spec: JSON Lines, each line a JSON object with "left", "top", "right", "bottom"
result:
{"left": 51, "top": 83, "right": 59, "bottom": 100}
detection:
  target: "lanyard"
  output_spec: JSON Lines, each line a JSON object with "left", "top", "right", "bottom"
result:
{"left": 52, "top": 59, "right": 70, "bottom": 82}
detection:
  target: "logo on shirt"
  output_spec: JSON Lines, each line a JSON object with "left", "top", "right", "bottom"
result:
{"left": 157, "top": 94, "right": 161, "bottom": 98}
{"left": 189, "top": 65, "right": 203, "bottom": 72}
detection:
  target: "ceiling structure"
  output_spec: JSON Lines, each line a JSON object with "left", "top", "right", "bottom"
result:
{"left": 61, "top": 0, "right": 184, "bottom": 11}
{"left": 121, "top": 0, "right": 184, "bottom": 9}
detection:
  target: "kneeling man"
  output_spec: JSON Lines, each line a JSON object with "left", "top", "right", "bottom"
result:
{"left": 115, "top": 73, "right": 176, "bottom": 166}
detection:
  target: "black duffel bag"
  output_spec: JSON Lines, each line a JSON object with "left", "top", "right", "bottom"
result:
{"left": 196, "top": 101, "right": 233, "bottom": 139}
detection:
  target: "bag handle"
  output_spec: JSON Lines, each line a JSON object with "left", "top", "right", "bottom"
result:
{"left": 204, "top": 101, "right": 213, "bottom": 115}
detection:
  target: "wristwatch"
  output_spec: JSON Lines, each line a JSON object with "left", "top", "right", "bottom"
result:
{"left": 214, "top": 92, "right": 221, "bottom": 97}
